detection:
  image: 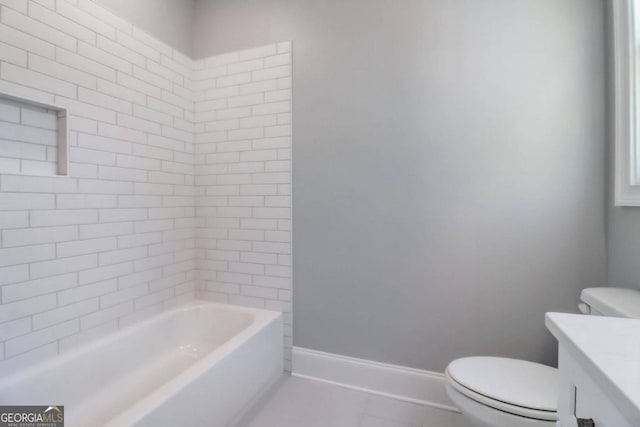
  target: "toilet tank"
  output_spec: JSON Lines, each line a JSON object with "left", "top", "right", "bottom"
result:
{"left": 579, "top": 287, "right": 640, "bottom": 319}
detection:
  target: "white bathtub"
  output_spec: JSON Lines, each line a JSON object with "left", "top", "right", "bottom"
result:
{"left": 0, "top": 301, "right": 283, "bottom": 427}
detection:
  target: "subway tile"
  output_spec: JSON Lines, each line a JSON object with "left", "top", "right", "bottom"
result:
{"left": 0, "top": 317, "right": 30, "bottom": 341}
{"left": 253, "top": 241, "right": 291, "bottom": 254}
{"left": 133, "top": 65, "right": 172, "bottom": 91}
{"left": 0, "top": 119, "right": 56, "bottom": 145}
{"left": 29, "top": 2, "right": 95, "bottom": 44}
{"left": 252, "top": 65, "right": 290, "bottom": 82}
{"left": 21, "top": 160, "right": 57, "bottom": 175}
{"left": 77, "top": 0, "right": 132, "bottom": 35}
{"left": 134, "top": 254, "right": 172, "bottom": 272}
{"left": 0, "top": 0, "right": 27, "bottom": 14}
{"left": 57, "top": 194, "right": 117, "bottom": 209}
{"left": 238, "top": 44, "right": 277, "bottom": 61}
{"left": 0, "top": 100, "right": 20, "bottom": 123}
{"left": 0, "top": 40, "right": 27, "bottom": 66}
{"left": 30, "top": 254, "right": 97, "bottom": 280}
{"left": 58, "top": 279, "right": 117, "bottom": 306}
{"left": 135, "top": 288, "right": 173, "bottom": 310}
{"left": 70, "top": 147, "right": 116, "bottom": 166}
{"left": 97, "top": 35, "right": 145, "bottom": 67}
{"left": 117, "top": 195, "right": 163, "bottom": 208}
{"left": 2, "top": 272, "right": 76, "bottom": 303}
{"left": 265, "top": 90, "right": 292, "bottom": 104}
{"left": 99, "top": 122, "right": 147, "bottom": 144}
{"left": 0, "top": 244, "right": 55, "bottom": 267}
{"left": 78, "top": 261, "right": 132, "bottom": 285}
{"left": 78, "top": 88, "right": 132, "bottom": 115}
{"left": 0, "top": 211, "right": 28, "bottom": 229}
{"left": 228, "top": 59, "right": 263, "bottom": 74}
{"left": 98, "top": 165, "right": 147, "bottom": 182}
{"left": 79, "top": 222, "right": 134, "bottom": 239}
{"left": 5, "top": 319, "right": 78, "bottom": 358}
{"left": 116, "top": 71, "right": 161, "bottom": 98}
{"left": 0, "top": 79, "right": 54, "bottom": 105}
{"left": 2, "top": 225, "right": 78, "bottom": 247}
{"left": 55, "top": 97, "right": 117, "bottom": 124}
{"left": 131, "top": 27, "right": 172, "bottom": 57}
{"left": 0, "top": 265, "right": 29, "bottom": 286}
{"left": 100, "top": 283, "right": 147, "bottom": 308}
{"left": 30, "top": 52, "right": 97, "bottom": 91}
{"left": 99, "top": 246, "right": 146, "bottom": 266}
{"left": 217, "top": 73, "right": 251, "bottom": 88}
{"left": 118, "top": 268, "right": 162, "bottom": 289}
{"left": 99, "top": 208, "right": 148, "bottom": 223}
{"left": 57, "top": 237, "right": 117, "bottom": 258}
{"left": 241, "top": 284, "right": 277, "bottom": 299}
{"left": 1, "top": 62, "right": 76, "bottom": 98}
{"left": 21, "top": 106, "right": 57, "bottom": 130}
{"left": 118, "top": 112, "right": 162, "bottom": 135}
{"left": 56, "top": 0, "right": 116, "bottom": 39}
{"left": 30, "top": 209, "right": 97, "bottom": 226}
{"left": 0, "top": 22, "right": 54, "bottom": 59}
{"left": 264, "top": 53, "right": 291, "bottom": 68}
{"left": 117, "top": 154, "right": 161, "bottom": 171}
{"left": 71, "top": 117, "right": 100, "bottom": 134}
{"left": 133, "top": 105, "right": 172, "bottom": 126}
{"left": 147, "top": 59, "right": 182, "bottom": 85}
{"left": 0, "top": 294, "right": 56, "bottom": 324}
{"left": 0, "top": 157, "right": 20, "bottom": 173}
{"left": 32, "top": 298, "right": 98, "bottom": 330}
{"left": 2, "top": 6, "right": 76, "bottom": 51}
{"left": 79, "top": 179, "right": 133, "bottom": 194}
{"left": 80, "top": 301, "right": 133, "bottom": 330}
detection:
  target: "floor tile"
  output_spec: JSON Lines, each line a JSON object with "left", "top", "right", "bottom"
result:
{"left": 364, "top": 395, "right": 424, "bottom": 426}
{"left": 245, "top": 376, "right": 470, "bottom": 427}
{"left": 360, "top": 414, "right": 416, "bottom": 427}
{"left": 300, "top": 380, "right": 368, "bottom": 427}
{"left": 421, "top": 405, "right": 470, "bottom": 427}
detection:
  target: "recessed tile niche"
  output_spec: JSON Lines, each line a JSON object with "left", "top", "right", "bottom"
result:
{"left": 0, "top": 94, "right": 68, "bottom": 176}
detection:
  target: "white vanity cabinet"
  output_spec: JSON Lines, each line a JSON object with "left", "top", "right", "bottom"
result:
{"left": 546, "top": 313, "right": 640, "bottom": 427}
{"left": 556, "top": 347, "right": 632, "bottom": 427}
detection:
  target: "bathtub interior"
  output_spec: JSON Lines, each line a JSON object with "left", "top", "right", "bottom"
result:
{"left": 0, "top": 304, "right": 256, "bottom": 424}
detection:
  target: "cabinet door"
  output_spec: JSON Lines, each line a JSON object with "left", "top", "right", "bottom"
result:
{"left": 557, "top": 348, "right": 633, "bottom": 427}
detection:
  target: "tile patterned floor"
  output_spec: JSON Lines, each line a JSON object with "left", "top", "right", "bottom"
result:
{"left": 242, "top": 377, "right": 471, "bottom": 427}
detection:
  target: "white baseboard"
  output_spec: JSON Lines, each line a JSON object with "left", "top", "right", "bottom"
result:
{"left": 291, "top": 347, "right": 459, "bottom": 413}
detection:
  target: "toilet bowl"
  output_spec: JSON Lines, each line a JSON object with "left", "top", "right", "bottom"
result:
{"left": 445, "top": 287, "right": 640, "bottom": 427}
{"left": 445, "top": 357, "right": 557, "bottom": 427}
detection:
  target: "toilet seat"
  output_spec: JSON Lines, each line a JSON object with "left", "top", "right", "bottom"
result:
{"left": 445, "top": 357, "right": 558, "bottom": 422}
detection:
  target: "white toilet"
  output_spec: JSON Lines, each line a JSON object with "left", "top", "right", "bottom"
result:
{"left": 445, "top": 287, "right": 640, "bottom": 427}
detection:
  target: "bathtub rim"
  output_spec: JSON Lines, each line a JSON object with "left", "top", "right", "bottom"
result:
{"left": 108, "top": 304, "right": 283, "bottom": 427}
{"left": 0, "top": 301, "right": 282, "bottom": 416}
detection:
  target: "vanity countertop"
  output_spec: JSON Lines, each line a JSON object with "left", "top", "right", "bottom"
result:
{"left": 545, "top": 312, "right": 640, "bottom": 424}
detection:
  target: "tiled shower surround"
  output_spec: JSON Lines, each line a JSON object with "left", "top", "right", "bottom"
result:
{"left": 0, "top": 0, "right": 292, "bottom": 372}
{"left": 192, "top": 46, "right": 293, "bottom": 368}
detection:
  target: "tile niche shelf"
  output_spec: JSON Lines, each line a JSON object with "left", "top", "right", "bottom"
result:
{"left": 0, "top": 92, "right": 69, "bottom": 177}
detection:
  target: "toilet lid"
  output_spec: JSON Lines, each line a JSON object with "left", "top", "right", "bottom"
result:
{"left": 446, "top": 357, "right": 558, "bottom": 412}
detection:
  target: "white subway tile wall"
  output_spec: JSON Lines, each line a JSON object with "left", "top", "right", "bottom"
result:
{"left": 0, "top": 0, "right": 293, "bottom": 373}
{"left": 193, "top": 42, "right": 292, "bottom": 370}
{"left": 0, "top": 98, "right": 58, "bottom": 175}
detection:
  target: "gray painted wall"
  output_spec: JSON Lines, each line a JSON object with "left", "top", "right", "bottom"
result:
{"left": 193, "top": 0, "right": 608, "bottom": 372}
{"left": 93, "top": 0, "right": 195, "bottom": 55}
{"left": 609, "top": 209, "right": 640, "bottom": 288}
